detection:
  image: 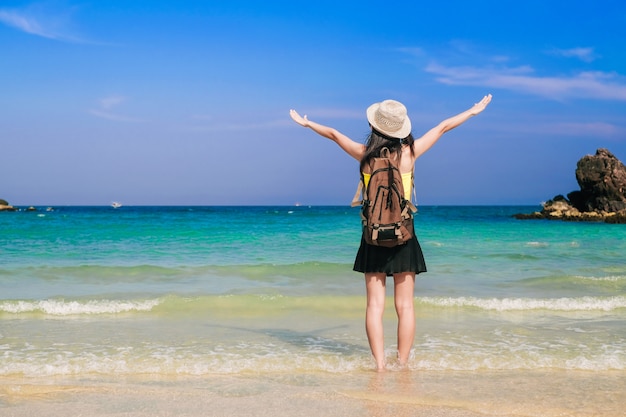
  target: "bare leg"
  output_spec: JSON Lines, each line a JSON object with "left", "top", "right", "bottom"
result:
{"left": 364, "top": 273, "right": 387, "bottom": 371}
{"left": 393, "top": 272, "right": 416, "bottom": 366}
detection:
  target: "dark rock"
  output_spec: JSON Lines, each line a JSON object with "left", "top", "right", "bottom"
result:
{"left": 514, "top": 148, "right": 626, "bottom": 223}
{"left": 0, "top": 198, "right": 17, "bottom": 211}
{"left": 605, "top": 209, "right": 626, "bottom": 224}
{"left": 513, "top": 211, "right": 544, "bottom": 220}
{"left": 572, "top": 148, "right": 626, "bottom": 212}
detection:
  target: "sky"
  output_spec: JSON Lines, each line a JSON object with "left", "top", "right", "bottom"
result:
{"left": 1, "top": 0, "right": 625, "bottom": 206}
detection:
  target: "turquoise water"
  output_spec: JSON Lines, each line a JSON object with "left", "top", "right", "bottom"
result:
{"left": 1, "top": 205, "right": 625, "bottom": 376}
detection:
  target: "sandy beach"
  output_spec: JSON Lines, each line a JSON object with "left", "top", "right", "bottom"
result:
{"left": 2, "top": 369, "right": 624, "bottom": 417}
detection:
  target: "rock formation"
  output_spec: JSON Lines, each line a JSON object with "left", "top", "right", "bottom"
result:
{"left": 0, "top": 198, "right": 17, "bottom": 211}
{"left": 568, "top": 148, "right": 626, "bottom": 212}
{"left": 515, "top": 148, "right": 626, "bottom": 223}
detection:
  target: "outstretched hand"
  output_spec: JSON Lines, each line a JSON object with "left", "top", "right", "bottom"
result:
{"left": 470, "top": 94, "right": 493, "bottom": 116}
{"left": 289, "top": 109, "right": 310, "bottom": 127}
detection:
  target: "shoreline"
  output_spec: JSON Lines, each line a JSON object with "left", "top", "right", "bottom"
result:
{"left": 2, "top": 369, "right": 624, "bottom": 417}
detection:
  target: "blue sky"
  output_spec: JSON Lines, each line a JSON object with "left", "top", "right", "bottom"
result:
{"left": 2, "top": 0, "right": 625, "bottom": 206}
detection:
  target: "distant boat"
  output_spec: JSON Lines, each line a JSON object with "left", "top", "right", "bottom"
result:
{"left": 111, "top": 202, "right": 122, "bottom": 209}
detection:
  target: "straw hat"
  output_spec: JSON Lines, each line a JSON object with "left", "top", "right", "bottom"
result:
{"left": 366, "top": 99, "right": 411, "bottom": 139}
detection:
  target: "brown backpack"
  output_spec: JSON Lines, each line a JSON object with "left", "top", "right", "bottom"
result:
{"left": 351, "top": 148, "right": 416, "bottom": 247}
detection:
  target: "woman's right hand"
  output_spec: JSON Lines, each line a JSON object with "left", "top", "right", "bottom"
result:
{"left": 289, "top": 109, "right": 310, "bottom": 127}
{"left": 289, "top": 108, "right": 365, "bottom": 160}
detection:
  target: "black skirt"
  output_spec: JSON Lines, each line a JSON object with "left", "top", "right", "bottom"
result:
{"left": 353, "top": 230, "right": 427, "bottom": 277}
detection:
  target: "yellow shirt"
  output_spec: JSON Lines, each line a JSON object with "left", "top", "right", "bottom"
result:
{"left": 362, "top": 171, "right": 413, "bottom": 201}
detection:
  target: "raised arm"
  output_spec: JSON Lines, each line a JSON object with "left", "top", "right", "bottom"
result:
{"left": 412, "top": 94, "right": 492, "bottom": 158}
{"left": 290, "top": 109, "right": 365, "bottom": 161}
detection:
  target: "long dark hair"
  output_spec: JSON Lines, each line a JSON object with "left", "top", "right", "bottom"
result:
{"left": 359, "top": 128, "right": 415, "bottom": 172}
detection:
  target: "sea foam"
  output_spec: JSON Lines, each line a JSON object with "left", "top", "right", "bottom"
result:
{"left": 0, "top": 298, "right": 161, "bottom": 315}
{"left": 418, "top": 295, "right": 626, "bottom": 312}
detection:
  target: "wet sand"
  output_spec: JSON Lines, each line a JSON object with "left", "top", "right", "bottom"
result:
{"left": 2, "top": 370, "right": 624, "bottom": 417}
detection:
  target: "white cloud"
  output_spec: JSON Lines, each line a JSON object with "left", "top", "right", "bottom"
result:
{"left": 492, "top": 120, "right": 625, "bottom": 142}
{"left": 0, "top": 4, "right": 86, "bottom": 43}
{"left": 541, "top": 122, "right": 624, "bottom": 138}
{"left": 99, "top": 96, "right": 127, "bottom": 110}
{"left": 548, "top": 47, "right": 598, "bottom": 63}
{"left": 425, "top": 63, "right": 626, "bottom": 101}
{"left": 303, "top": 108, "right": 363, "bottom": 120}
{"left": 89, "top": 95, "right": 144, "bottom": 122}
{"left": 88, "top": 109, "right": 143, "bottom": 123}
{"left": 0, "top": 9, "right": 52, "bottom": 38}
{"left": 400, "top": 43, "right": 623, "bottom": 100}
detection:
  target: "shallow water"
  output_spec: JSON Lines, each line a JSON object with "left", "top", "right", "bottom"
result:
{"left": 1, "top": 205, "right": 624, "bottom": 415}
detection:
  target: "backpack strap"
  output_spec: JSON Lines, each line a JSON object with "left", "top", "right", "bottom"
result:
{"left": 351, "top": 179, "right": 363, "bottom": 207}
{"left": 408, "top": 170, "right": 418, "bottom": 213}
{"left": 408, "top": 200, "right": 418, "bottom": 213}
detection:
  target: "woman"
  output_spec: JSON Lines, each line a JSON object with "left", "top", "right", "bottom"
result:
{"left": 289, "top": 94, "right": 492, "bottom": 371}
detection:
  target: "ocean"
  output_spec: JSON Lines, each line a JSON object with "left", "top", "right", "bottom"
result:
{"left": 1, "top": 205, "right": 625, "bottom": 416}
